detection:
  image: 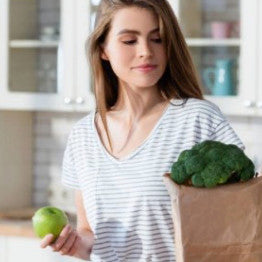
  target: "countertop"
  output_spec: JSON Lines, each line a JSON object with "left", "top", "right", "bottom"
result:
{"left": 0, "top": 218, "right": 35, "bottom": 238}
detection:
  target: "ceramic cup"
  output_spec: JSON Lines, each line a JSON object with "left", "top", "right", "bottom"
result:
{"left": 211, "top": 22, "right": 232, "bottom": 39}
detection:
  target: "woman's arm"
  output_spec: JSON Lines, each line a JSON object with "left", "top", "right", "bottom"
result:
{"left": 40, "top": 190, "right": 94, "bottom": 260}
{"left": 73, "top": 190, "right": 95, "bottom": 260}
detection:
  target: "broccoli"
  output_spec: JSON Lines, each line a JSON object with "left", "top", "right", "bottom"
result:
{"left": 171, "top": 161, "right": 189, "bottom": 184}
{"left": 171, "top": 140, "right": 256, "bottom": 188}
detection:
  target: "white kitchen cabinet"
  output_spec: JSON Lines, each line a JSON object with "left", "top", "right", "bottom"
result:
{"left": 0, "top": 0, "right": 261, "bottom": 116}
{"left": 173, "top": 0, "right": 260, "bottom": 116}
{"left": 0, "top": 0, "right": 95, "bottom": 112}
{"left": 74, "top": 0, "right": 96, "bottom": 113}
{"left": 0, "top": 236, "right": 85, "bottom": 262}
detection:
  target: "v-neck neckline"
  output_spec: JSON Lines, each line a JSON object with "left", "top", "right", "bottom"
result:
{"left": 92, "top": 100, "right": 173, "bottom": 164}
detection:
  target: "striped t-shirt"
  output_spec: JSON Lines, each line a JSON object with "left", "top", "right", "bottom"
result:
{"left": 62, "top": 98, "right": 244, "bottom": 262}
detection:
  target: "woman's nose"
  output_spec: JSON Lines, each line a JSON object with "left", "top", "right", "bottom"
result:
{"left": 138, "top": 41, "right": 153, "bottom": 58}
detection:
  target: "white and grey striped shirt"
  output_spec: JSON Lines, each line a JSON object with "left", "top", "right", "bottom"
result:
{"left": 62, "top": 98, "right": 244, "bottom": 262}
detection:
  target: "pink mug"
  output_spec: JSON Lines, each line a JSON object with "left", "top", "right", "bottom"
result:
{"left": 211, "top": 22, "right": 232, "bottom": 39}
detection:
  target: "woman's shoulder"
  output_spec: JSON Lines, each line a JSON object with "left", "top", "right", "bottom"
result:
{"left": 170, "top": 97, "right": 224, "bottom": 119}
{"left": 75, "top": 111, "right": 94, "bottom": 127}
{"left": 68, "top": 111, "right": 95, "bottom": 138}
{"left": 171, "top": 97, "right": 220, "bottom": 110}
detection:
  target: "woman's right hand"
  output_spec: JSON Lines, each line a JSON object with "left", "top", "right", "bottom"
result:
{"left": 40, "top": 191, "right": 95, "bottom": 260}
{"left": 40, "top": 224, "right": 81, "bottom": 256}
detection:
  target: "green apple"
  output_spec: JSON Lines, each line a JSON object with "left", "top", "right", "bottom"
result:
{"left": 32, "top": 206, "right": 69, "bottom": 240}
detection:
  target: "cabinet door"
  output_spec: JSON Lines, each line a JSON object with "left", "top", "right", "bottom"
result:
{"left": 74, "top": 0, "right": 96, "bottom": 112}
{"left": 167, "top": 0, "right": 179, "bottom": 15}
{"left": 0, "top": 0, "right": 75, "bottom": 111}
{"left": 175, "top": 0, "right": 258, "bottom": 116}
{"left": 6, "top": 236, "right": 84, "bottom": 262}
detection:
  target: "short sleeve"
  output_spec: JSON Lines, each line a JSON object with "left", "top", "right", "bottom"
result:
{"left": 211, "top": 119, "right": 245, "bottom": 151}
{"left": 61, "top": 129, "right": 80, "bottom": 189}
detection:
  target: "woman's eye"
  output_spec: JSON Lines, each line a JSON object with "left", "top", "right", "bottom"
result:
{"left": 152, "top": 38, "right": 162, "bottom": 43}
{"left": 122, "top": 40, "right": 136, "bottom": 45}
{"left": 122, "top": 38, "right": 162, "bottom": 45}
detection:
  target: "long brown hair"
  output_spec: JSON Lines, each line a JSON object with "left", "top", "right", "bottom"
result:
{"left": 86, "top": 0, "right": 203, "bottom": 151}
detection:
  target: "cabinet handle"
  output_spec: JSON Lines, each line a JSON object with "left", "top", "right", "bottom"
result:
{"left": 243, "top": 100, "right": 255, "bottom": 108}
{"left": 64, "top": 97, "right": 73, "bottom": 104}
{"left": 257, "top": 102, "right": 262, "bottom": 108}
{"left": 76, "top": 97, "right": 85, "bottom": 104}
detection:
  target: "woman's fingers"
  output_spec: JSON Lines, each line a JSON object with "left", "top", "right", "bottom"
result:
{"left": 59, "top": 230, "right": 78, "bottom": 255}
{"left": 40, "top": 234, "right": 54, "bottom": 248}
{"left": 67, "top": 235, "right": 81, "bottom": 256}
{"left": 52, "top": 224, "right": 72, "bottom": 251}
{"left": 39, "top": 224, "right": 80, "bottom": 257}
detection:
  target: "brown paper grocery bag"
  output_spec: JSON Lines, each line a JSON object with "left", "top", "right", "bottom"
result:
{"left": 163, "top": 173, "right": 262, "bottom": 262}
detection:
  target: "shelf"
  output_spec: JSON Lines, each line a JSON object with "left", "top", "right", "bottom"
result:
{"left": 186, "top": 38, "right": 241, "bottom": 47}
{"left": 9, "top": 40, "right": 59, "bottom": 48}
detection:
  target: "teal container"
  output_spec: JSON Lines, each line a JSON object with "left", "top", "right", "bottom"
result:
{"left": 203, "top": 59, "right": 235, "bottom": 96}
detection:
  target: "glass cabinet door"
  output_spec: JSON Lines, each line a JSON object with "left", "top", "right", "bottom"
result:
{"left": 73, "top": 0, "right": 97, "bottom": 112}
{"left": 74, "top": 0, "right": 258, "bottom": 115}
{"left": 177, "top": 0, "right": 240, "bottom": 97}
{"left": 88, "top": 0, "right": 241, "bottom": 99}
{"left": 0, "top": 0, "right": 75, "bottom": 110}
{"left": 8, "top": 0, "right": 60, "bottom": 94}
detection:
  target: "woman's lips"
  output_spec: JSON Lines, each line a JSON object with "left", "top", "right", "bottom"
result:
{"left": 133, "top": 65, "right": 157, "bottom": 72}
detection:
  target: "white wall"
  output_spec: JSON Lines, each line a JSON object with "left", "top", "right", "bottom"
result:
{"left": 32, "top": 112, "right": 84, "bottom": 210}
{"left": 228, "top": 115, "right": 262, "bottom": 172}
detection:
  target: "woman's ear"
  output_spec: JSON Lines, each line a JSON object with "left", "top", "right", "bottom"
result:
{"left": 101, "top": 51, "right": 109, "bottom": 61}
{"left": 100, "top": 44, "right": 109, "bottom": 61}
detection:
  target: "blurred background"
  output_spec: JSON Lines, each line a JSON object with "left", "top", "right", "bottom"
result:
{"left": 0, "top": 0, "right": 262, "bottom": 261}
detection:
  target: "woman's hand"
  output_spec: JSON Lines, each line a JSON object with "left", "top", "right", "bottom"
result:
{"left": 40, "top": 224, "right": 94, "bottom": 260}
{"left": 40, "top": 224, "right": 81, "bottom": 256}
{"left": 40, "top": 192, "right": 95, "bottom": 260}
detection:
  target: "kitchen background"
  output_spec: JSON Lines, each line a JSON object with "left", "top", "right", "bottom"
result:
{"left": 1, "top": 0, "right": 262, "bottom": 261}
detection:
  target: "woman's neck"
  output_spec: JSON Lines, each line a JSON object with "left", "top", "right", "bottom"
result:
{"left": 110, "top": 83, "right": 167, "bottom": 121}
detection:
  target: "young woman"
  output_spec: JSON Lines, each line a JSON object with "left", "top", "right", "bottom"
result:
{"left": 41, "top": 0, "right": 244, "bottom": 261}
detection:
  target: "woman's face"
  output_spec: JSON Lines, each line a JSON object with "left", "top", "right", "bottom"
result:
{"left": 101, "top": 6, "right": 167, "bottom": 90}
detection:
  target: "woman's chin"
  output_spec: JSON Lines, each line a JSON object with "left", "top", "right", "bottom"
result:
{"left": 130, "top": 79, "right": 160, "bottom": 89}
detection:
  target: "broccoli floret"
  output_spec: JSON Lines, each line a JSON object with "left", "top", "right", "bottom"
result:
{"left": 178, "top": 149, "right": 198, "bottom": 162}
{"left": 171, "top": 161, "right": 188, "bottom": 184}
{"left": 192, "top": 140, "right": 224, "bottom": 155}
{"left": 240, "top": 159, "right": 255, "bottom": 181}
{"left": 170, "top": 140, "right": 256, "bottom": 188}
{"left": 204, "top": 147, "right": 224, "bottom": 162}
{"left": 201, "top": 162, "right": 231, "bottom": 188}
{"left": 191, "top": 173, "right": 205, "bottom": 187}
{"left": 184, "top": 154, "right": 206, "bottom": 175}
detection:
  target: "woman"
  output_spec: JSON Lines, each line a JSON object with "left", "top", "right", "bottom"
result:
{"left": 41, "top": 0, "right": 244, "bottom": 261}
